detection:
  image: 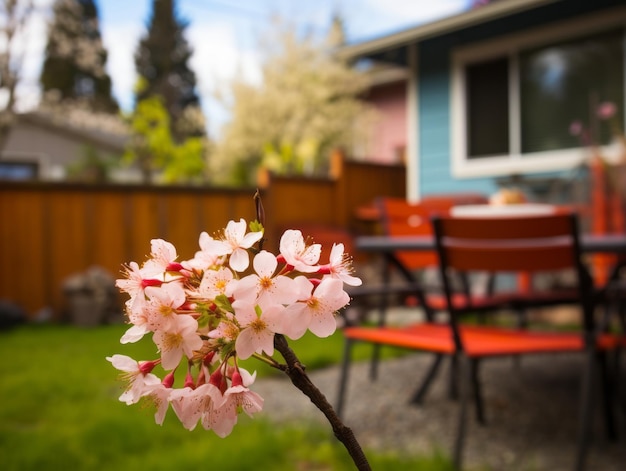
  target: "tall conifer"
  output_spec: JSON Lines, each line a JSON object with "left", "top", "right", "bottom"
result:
{"left": 134, "top": 0, "right": 204, "bottom": 140}
{"left": 40, "top": 0, "right": 118, "bottom": 113}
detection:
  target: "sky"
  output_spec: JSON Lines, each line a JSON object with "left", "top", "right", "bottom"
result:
{"left": 13, "top": 0, "right": 473, "bottom": 136}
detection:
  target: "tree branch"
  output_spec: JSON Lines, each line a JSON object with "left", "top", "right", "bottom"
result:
{"left": 273, "top": 333, "right": 371, "bottom": 471}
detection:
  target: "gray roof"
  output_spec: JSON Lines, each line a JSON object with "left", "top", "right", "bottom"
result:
{"left": 338, "top": 0, "right": 557, "bottom": 62}
{"left": 19, "top": 111, "right": 129, "bottom": 154}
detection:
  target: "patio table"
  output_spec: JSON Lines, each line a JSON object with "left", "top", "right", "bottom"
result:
{"left": 355, "top": 233, "right": 626, "bottom": 255}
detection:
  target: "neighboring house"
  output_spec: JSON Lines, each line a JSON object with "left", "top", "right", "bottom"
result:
{"left": 360, "top": 64, "right": 408, "bottom": 165}
{"left": 341, "top": 0, "right": 625, "bottom": 200}
{"left": 0, "top": 110, "right": 136, "bottom": 182}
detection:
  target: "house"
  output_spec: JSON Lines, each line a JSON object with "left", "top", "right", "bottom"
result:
{"left": 0, "top": 109, "right": 137, "bottom": 182}
{"left": 341, "top": 0, "right": 625, "bottom": 201}
{"left": 359, "top": 64, "right": 408, "bottom": 165}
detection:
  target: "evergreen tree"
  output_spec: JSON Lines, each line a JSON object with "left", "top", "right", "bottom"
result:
{"left": 134, "top": 0, "right": 205, "bottom": 140}
{"left": 40, "top": 0, "right": 118, "bottom": 113}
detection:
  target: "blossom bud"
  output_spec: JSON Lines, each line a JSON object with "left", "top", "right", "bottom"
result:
{"left": 196, "top": 367, "right": 206, "bottom": 386}
{"left": 316, "top": 265, "right": 332, "bottom": 275}
{"left": 209, "top": 368, "right": 227, "bottom": 393}
{"left": 184, "top": 372, "right": 196, "bottom": 389}
{"left": 162, "top": 371, "right": 175, "bottom": 388}
{"left": 138, "top": 360, "right": 159, "bottom": 375}
{"left": 231, "top": 371, "right": 244, "bottom": 388}
{"left": 203, "top": 351, "right": 215, "bottom": 367}
{"left": 166, "top": 262, "right": 184, "bottom": 272}
{"left": 141, "top": 278, "right": 162, "bottom": 288}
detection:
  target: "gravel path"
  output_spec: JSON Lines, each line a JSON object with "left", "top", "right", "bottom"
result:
{"left": 254, "top": 351, "right": 625, "bottom": 470}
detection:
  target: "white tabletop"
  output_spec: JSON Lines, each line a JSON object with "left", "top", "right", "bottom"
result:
{"left": 450, "top": 203, "right": 556, "bottom": 217}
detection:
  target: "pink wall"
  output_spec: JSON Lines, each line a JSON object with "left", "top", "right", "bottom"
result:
{"left": 364, "top": 80, "right": 407, "bottom": 164}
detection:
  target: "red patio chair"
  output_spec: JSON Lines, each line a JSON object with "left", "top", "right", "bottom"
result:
{"left": 433, "top": 212, "right": 624, "bottom": 470}
{"left": 337, "top": 211, "right": 621, "bottom": 470}
{"left": 368, "top": 195, "right": 512, "bottom": 400}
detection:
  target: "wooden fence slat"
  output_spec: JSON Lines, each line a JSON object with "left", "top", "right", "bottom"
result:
{"left": 0, "top": 159, "right": 406, "bottom": 320}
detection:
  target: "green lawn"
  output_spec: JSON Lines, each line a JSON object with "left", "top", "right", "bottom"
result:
{"left": 0, "top": 324, "right": 453, "bottom": 471}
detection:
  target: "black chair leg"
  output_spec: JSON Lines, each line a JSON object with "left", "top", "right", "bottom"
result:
{"left": 336, "top": 338, "right": 355, "bottom": 420}
{"left": 410, "top": 353, "right": 444, "bottom": 405}
{"left": 512, "top": 309, "right": 528, "bottom": 370}
{"left": 453, "top": 354, "right": 471, "bottom": 471}
{"left": 575, "top": 346, "right": 597, "bottom": 471}
{"left": 616, "top": 348, "right": 626, "bottom": 431}
{"left": 449, "top": 353, "right": 459, "bottom": 400}
{"left": 598, "top": 351, "right": 618, "bottom": 441}
{"left": 369, "top": 344, "right": 381, "bottom": 381}
{"left": 470, "top": 358, "right": 485, "bottom": 425}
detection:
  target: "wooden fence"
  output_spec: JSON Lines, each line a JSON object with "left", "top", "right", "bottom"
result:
{"left": 0, "top": 155, "right": 405, "bottom": 320}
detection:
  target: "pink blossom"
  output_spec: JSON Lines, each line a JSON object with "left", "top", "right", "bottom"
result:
{"left": 597, "top": 101, "right": 617, "bottom": 120}
{"left": 196, "top": 266, "right": 235, "bottom": 299}
{"left": 144, "top": 383, "right": 172, "bottom": 425}
{"left": 569, "top": 120, "right": 583, "bottom": 137}
{"left": 106, "top": 354, "right": 161, "bottom": 404}
{"left": 207, "top": 312, "right": 239, "bottom": 343}
{"left": 231, "top": 250, "right": 298, "bottom": 306}
{"left": 120, "top": 320, "right": 150, "bottom": 344}
{"left": 197, "top": 383, "right": 232, "bottom": 435}
{"left": 169, "top": 387, "right": 200, "bottom": 430}
{"left": 109, "top": 217, "right": 362, "bottom": 437}
{"left": 282, "top": 278, "right": 350, "bottom": 339}
{"left": 115, "top": 262, "right": 145, "bottom": 297}
{"left": 143, "top": 239, "right": 180, "bottom": 277}
{"left": 216, "top": 371, "right": 264, "bottom": 437}
{"left": 144, "top": 282, "right": 187, "bottom": 332}
{"left": 320, "top": 243, "right": 362, "bottom": 287}
{"left": 200, "top": 219, "right": 263, "bottom": 272}
{"left": 153, "top": 315, "right": 204, "bottom": 370}
{"left": 279, "top": 229, "right": 321, "bottom": 273}
{"left": 115, "top": 261, "right": 161, "bottom": 314}
{"left": 233, "top": 300, "right": 285, "bottom": 359}
{"left": 185, "top": 231, "right": 226, "bottom": 271}
{"left": 170, "top": 383, "right": 224, "bottom": 431}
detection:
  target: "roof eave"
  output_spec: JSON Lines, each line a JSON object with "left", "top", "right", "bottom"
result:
{"left": 339, "top": 0, "right": 560, "bottom": 61}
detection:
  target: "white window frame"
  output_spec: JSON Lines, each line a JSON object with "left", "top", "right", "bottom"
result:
{"left": 451, "top": 7, "right": 626, "bottom": 179}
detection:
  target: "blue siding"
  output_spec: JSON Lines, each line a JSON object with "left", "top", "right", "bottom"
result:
{"left": 413, "top": 0, "right": 623, "bottom": 198}
{"left": 417, "top": 40, "right": 495, "bottom": 196}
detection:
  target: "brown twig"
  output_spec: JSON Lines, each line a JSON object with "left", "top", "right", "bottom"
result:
{"left": 253, "top": 189, "right": 267, "bottom": 251}
{"left": 273, "top": 334, "right": 371, "bottom": 471}
{"left": 253, "top": 191, "right": 370, "bottom": 469}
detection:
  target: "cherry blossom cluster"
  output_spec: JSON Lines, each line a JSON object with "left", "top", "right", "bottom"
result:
{"left": 107, "top": 218, "right": 361, "bottom": 437}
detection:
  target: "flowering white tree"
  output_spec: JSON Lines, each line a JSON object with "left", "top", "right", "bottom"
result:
{"left": 211, "top": 17, "right": 376, "bottom": 186}
{"left": 109, "top": 195, "right": 371, "bottom": 470}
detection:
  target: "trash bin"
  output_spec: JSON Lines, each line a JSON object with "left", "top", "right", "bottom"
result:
{"left": 63, "top": 266, "right": 119, "bottom": 327}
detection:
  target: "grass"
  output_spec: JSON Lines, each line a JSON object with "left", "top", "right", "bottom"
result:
{"left": 0, "top": 323, "right": 454, "bottom": 471}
